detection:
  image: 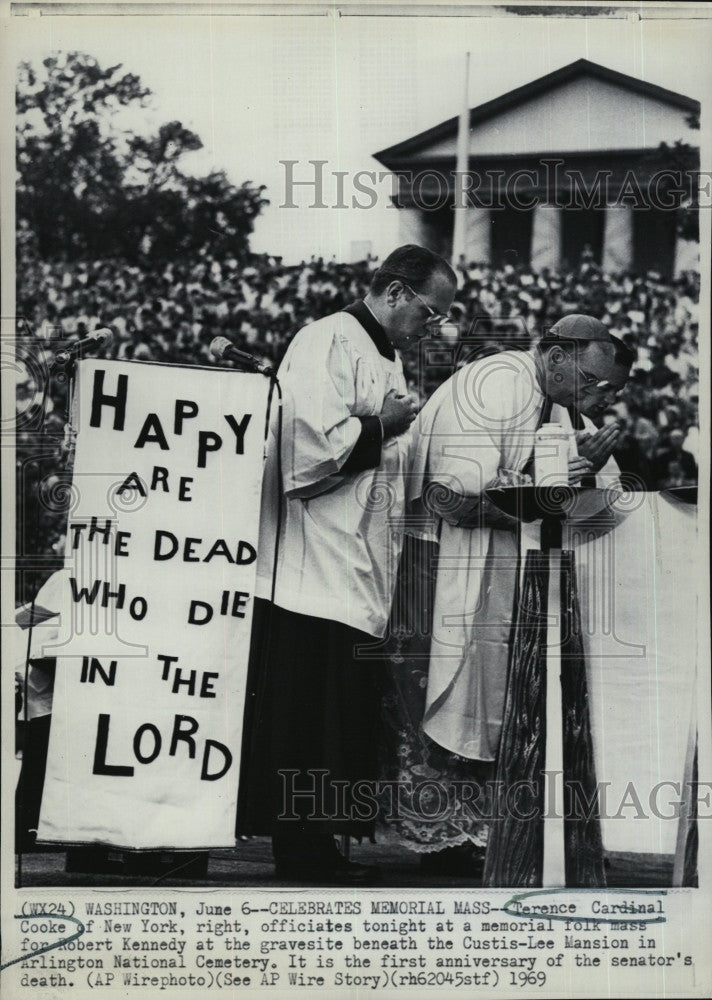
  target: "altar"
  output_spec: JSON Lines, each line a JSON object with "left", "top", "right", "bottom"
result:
{"left": 482, "top": 486, "right": 698, "bottom": 886}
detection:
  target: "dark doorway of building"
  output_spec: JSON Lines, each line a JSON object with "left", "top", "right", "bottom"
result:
{"left": 561, "top": 208, "right": 605, "bottom": 268}
{"left": 490, "top": 208, "right": 534, "bottom": 268}
{"left": 633, "top": 209, "right": 677, "bottom": 278}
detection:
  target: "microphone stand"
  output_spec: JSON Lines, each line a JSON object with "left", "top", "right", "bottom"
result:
{"left": 228, "top": 358, "right": 275, "bottom": 377}
{"left": 50, "top": 351, "right": 82, "bottom": 470}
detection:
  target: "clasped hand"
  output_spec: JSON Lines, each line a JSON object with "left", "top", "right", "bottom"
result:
{"left": 574, "top": 422, "right": 620, "bottom": 473}
{"left": 379, "top": 388, "right": 419, "bottom": 440}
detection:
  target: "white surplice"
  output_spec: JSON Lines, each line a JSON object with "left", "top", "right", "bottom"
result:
{"left": 408, "top": 350, "right": 616, "bottom": 759}
{"left": 255, "top": 310, "right": 412, "bottom": 638}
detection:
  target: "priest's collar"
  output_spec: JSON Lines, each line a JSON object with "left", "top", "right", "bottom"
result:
{"left": 343, "top": 300, "right": 396, "bottom": 361}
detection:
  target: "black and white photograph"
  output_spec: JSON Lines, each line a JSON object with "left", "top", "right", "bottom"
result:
{"left": 1, "top": 2, "right": 711, "bottom": 997}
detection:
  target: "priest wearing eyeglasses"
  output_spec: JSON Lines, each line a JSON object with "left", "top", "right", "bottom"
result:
{"left": 237, "top": 244, "right": 457, "bottom": 883}
{"left": 380, "top": 315, "right": 636, "bottom": 872}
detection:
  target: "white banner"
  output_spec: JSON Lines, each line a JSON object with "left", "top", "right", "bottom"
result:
{"left": 37, "top": 359, "right": 271, "bottom": 848}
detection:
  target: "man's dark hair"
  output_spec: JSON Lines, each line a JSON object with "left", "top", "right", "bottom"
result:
{"left": 370, "top": 244, "right": 456, "bottom": 296}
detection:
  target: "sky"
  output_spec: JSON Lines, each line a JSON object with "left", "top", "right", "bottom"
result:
{"left": 5, "top": 3, "right": 712, "bottom": 262}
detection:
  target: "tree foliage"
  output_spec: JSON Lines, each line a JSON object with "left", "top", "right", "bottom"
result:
{"left": 643, "top": 111, "right": 700, "bottom": 242}
{"left": 17, "top": 52, "right": 268, "bottom": 263}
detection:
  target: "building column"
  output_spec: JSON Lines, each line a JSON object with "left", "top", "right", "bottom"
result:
{"left": 398, "top": 207, "right": 430, "bottom": 247}
{"left": 602, "top": 206, "right": 634, "bottom": 272}
{"left": 674, "top": 237, "right": 699, "bottom": 276}
{"left": 463, "top": 206, "right": 491, "bottom": 265}
{"left": 530, "top": 204, "right": 562, "bottom": 271}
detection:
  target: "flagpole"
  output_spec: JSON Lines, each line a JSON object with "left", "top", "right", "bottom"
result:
{"left": 451, "top": 50, "right": 471, "bottom": 267}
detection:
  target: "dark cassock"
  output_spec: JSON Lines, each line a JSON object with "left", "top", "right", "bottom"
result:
{"left": 236, "top": 301, "right": 412, "bottom": 876}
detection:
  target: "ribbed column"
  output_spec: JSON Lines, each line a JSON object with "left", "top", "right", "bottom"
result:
{"left": 674, "top": 236, "right": 699, "bottom": 276}
{"left": 602, "top": 205, "right": 634, "bottom": 272}
{"left": 463, "top": 206, "right": 491, "bottom": 265}
{"left": 531, "top": 204, "right": 562, "bottom": 271}
{"left": 398, "top": 207, "right": 430, "bottom": 247}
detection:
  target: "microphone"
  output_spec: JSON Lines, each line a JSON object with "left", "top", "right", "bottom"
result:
{"left": 209, "top": 336, "right": 274, "bottom": 376}
{"left": 54, "top": 327, "right": 113, "bottom": 367}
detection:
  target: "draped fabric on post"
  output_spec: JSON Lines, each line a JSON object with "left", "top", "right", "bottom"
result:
{"left": 481, "top": 550, "right": 548, "bottom": 885}
{"left": 535, "top": 491, "right": 698, "bottom": 856}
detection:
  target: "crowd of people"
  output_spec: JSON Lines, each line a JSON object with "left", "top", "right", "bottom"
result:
{"left": 15, "top": 250, "right": 699, "bottom": 600}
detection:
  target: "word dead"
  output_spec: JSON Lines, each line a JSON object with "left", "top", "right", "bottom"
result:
{"left": 68, "top": 519, "right": 257, "bottom": 567}
{"left": 154, "top": 531, "right": 256, "bottom": 565}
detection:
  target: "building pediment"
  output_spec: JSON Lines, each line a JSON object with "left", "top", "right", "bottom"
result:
{"left": 375, "top": 59, "right": 699, "bottom": 166}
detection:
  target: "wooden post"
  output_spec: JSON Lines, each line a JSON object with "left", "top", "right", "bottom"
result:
{"left": 451, "top": 52, "right": 471, "bottom": 267}
{"left": 542, "top": 549, "right": 565, "bottom": 885}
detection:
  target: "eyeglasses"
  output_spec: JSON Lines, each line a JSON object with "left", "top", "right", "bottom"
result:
{"left": 402, "top": 283, "right": 460, "bottom": 341}
{"left": 572, "top": 359, "right": 624, "bottom": 397}
{"left": 403, "top": 283, "right": 453, "bottom": 330}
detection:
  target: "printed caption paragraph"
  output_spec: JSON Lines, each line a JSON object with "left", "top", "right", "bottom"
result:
{"left": 2, "top": 889, "right": 706, "bottom": 996}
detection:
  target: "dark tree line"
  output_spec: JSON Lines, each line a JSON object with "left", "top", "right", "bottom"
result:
{"left": 17, "top": 52, "right": 268, "bottom": 265}
{"left": 15, "top": 52, "right": 270, "bottom": 604}
{"left": 642, "top": 110, "right": 700, "bottom": 242}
